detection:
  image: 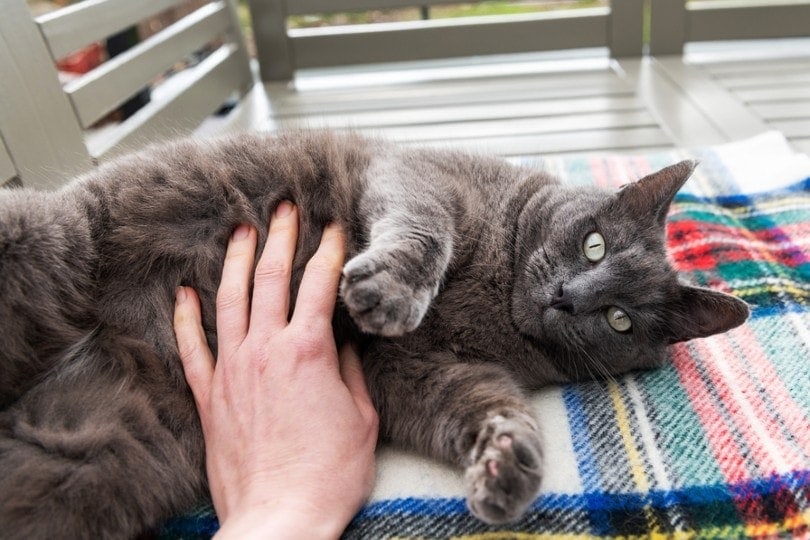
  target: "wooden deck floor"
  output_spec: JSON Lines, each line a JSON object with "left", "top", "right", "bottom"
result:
{"left": 207, "top": 38, "right": 810, "bottom": 158}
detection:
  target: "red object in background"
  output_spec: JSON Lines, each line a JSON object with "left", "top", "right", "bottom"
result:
{"left": 56, "top": 42, "right": 104, "bottom": 74}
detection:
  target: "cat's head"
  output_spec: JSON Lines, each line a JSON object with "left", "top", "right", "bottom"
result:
{"left": 512, "top": 161, "right": 749, "bottom": 380}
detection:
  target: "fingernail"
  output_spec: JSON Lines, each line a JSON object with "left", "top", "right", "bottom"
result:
{"left": 232, "top": 224, "right": 250, "bottom": 240}
{"left": 275, "top": 200, "right": 294, "bottom": 218}
{"left": 175, "top": 286, "right": 187, "bottom": 304}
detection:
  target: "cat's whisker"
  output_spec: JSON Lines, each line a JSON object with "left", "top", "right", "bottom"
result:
{"left": 569, "top": 331, "right": 616, "bottom": 384}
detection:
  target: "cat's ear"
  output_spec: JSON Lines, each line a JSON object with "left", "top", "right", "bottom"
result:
{"left": 666, "top": 285, "right": 749, "bottom": 344}
{"left": 618, "top": 160, "right": 696, "bottom": 225}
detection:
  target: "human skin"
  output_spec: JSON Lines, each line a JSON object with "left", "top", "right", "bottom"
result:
{"left": 173, "top": 201, "right": 379, "bottom": 539}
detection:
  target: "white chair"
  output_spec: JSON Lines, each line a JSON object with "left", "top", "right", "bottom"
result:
{"left": 0, "top": 0, "right": 254, "bottom": 189}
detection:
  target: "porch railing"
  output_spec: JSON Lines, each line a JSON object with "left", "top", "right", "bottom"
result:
{"left": 249, "top": 0, "right": 646, "bottom": 81}
{"left": 250, "top": 0, "right": 810, "bottom": 81}
{"left": 651, "top": 0, "right": 810, "bottom": 55}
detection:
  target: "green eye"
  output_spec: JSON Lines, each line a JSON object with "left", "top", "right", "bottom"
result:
{"left": 607, "top": 306, "right": 632, "bottom": 332}
{"left": 583, "top": 232, "right": 605, "bottom": 262}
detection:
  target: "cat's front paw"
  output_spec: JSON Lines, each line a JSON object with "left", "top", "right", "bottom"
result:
{"left": 340, "top": 251, "right": 434, "bottom": 336}
{"left": 464, "top": 412, "right": 543, "bottom": 524}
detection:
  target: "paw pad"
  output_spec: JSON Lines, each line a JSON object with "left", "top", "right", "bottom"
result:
{"left": 340, "top": 252, "right": 433, "bottom": 336}
{"left": 464, "top": 413, "right": 543, "bottom": 524}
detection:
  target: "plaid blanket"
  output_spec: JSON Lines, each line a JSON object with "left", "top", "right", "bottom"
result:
{"left": 160, "top": 133, "right": 810, "bottom": 539}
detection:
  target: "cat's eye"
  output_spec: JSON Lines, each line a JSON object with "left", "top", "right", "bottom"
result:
{"left": 607, "top": 306, "right": 632, "bottom": 332}
{"left": 583, "top": 232, "right": 606, "bottom": 262}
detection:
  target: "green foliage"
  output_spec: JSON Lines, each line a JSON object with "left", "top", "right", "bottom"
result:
{"left": 287, "top": 1, "right": 607, "bottom": 29}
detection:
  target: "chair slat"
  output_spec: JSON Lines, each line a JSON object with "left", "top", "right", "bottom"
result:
{"left": 269, "top": 72, "right": 629, "bottom": 114}
{"left": 37, "top": 0, "right": 185, "bottom": 59}
{"left": 363, "top": 110, "right": 658, "bottom": 143}
{"left": 402, "top": 126, "right": 672, "bottom": 156}
{"left": 65, "top": 1, "right": 232, "bottom": 128}
{"left": 89, "top": 43, "right": 245, "bottom": 161}
{"left": 276, "top": 95, "right": 643, "bottom": 130}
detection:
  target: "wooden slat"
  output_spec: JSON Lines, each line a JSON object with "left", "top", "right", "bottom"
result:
{"left": 0, "top": 137, "right": 17, "bottom": 185}
{"left": 402, "top": 127, "right": 672, "bottom": 157}
{"left": 270, "top": 77, "right": 632, "bottom": 116}
{"left": 90, "top": 43, "right": 246, "bottom": 160}
{"left": 688, "top": 0, "right": 810, "bottom": 43}
{"left": 701, "top": 57, "right": 810, "bottom": 76}
{"left": 732, "top": 86, "right": 810, "bottom": 103}
{"left": 684, "top": 38, "right": 810, "bottom": 66}
{"left": 65, "top": 2, "right": 232, "bottom": 128}
{"left": 276, "top": 95, "right": 644, "bottom": 130}
{"left": 273, "top": 69, "right": 623, "bottom": 107}
{"left": 37, "top": 0, "right": 185, "bottom": 59}
{"left": 711, "top": 72, "right": 810, "bottom": 90}
{"left": 749, "top": 101, "right": 810, "bottom": 121}
{"left": 356, "top": 110, "right": 658, "bottom": 143}
{"left": 290, "top": 9, "right": 610, "bottom": 68}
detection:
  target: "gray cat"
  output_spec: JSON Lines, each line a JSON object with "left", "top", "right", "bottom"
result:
{"left": 0, "top": 131, "right": 748, "bottom": 537}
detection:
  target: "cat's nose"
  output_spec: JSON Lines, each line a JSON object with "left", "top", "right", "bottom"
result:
{"left": 549, "top": 284, "right": 574, "bottom": 313}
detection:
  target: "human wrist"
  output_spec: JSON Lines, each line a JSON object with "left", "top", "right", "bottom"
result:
{"left": 214, "top": 504, "right": 346, "bottom": 540}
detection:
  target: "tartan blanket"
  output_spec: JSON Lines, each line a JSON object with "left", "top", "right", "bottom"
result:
{"left": 160, "top": 132, "right": 810, "bottom": 539}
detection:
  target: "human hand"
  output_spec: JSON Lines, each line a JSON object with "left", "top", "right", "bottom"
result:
{"left": 173, "top": 202, "right": 379, "bottom": 539}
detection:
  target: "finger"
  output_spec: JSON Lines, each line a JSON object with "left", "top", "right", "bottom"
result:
{"left": 291, "top": 223, "right": 346, "bottom": 327}
{"left": 338, "top": 342, "right": 377, "bottom": 422}
{"left": 216, "top": 224, "right": 257, "bottom": 352}
{"left": 251, "top": 201, "right": 298, "bottom": 332}
{"left": 173, "top": 286, "right": 215, "bottom": 424}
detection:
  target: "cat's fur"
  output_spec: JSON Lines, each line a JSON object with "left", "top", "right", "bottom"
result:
{"left": 0, "top": 131, "right": 748, "bottom": 537}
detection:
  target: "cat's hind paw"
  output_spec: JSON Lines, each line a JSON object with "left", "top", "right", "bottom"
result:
{"left": 340, "top": 251, "right": 434, "bottom": 337}
{"left": 464, "top": 412, "right": 543, "bottom": 524}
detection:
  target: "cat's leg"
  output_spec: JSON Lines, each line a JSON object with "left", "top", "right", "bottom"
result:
{"left": 341, "top": 158, "right": 458, "bottom": 337}
{"left": 0, "top": 372, "right": 204, "bottom": 539}
{"left": 365, "top": 345, "right": 543, "bottom": 524}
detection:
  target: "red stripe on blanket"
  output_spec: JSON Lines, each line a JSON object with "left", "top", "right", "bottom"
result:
{"left": 667, "top": 220, "right": 810, "bottom": 270}
{"left": 672, "top": 341, "right": 780, "bottom": 527}
{"left": 670, "top": 343, "right": 751, "bottom": 484}
{"left": 729, "top": 325, "right": 810, "bottom": 463}
{"left": 714, "top": 332, "right": 808, "bottom": 469}
{"left": 693, "top": 338, "right": 785, "bottom": 476}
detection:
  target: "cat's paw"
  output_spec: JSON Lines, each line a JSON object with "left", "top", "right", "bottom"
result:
{"left": 464, "top": 412, "right": 543, "bottom": 524}
{"left": 340, "top": 251, "right": 434, "bottom": 336}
